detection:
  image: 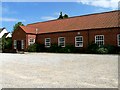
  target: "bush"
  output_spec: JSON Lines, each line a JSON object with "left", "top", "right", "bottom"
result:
{"left": 46, "top": 44, "right": 77, "bottom": 53}
{"left": 27, "top": 44, "right": 37, "bottom": 52}
{"left": 97, "top": 47, "right": 108, "bottom": 54}
{"left": 27, "top": 43, "right": 119, "bottom": 54}
{"left": 116, "top": 47, "right": 120, "bottom": 54}
{"left": 2, "top": 37, "right": 12, "bottom": 50}
{"left": 36, "top": 44, "right": 45, "bottom": 52}
{"left": 87, "top": 43, "right": 99, "bottom": 53}
{"left": 87, "top": 43, "right": 118, "bottom": 54}
{"left": 46, "top": 44, "right": 61, "bottom": 53}
{"left": 2, "top": 49, "right": 16, "bottom": 53}
{"left": 27, "top": 43, "right": 45, "bottom": 52}
{"left": 104, "top": 45, "right": 117, "bottom": 54}
{"left": 58, "top": 45, "right": 75, "bottom": 53}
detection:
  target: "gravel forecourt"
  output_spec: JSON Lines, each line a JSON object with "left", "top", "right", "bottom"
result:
{"left": 0, "top": 53, "right": 118, "bottom": 88}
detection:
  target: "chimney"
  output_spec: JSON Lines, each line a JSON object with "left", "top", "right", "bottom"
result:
{"left": 36, "top": 28, "right": 38, "bottom": 34}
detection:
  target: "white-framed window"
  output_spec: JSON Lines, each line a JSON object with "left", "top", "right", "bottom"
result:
{"left": 21, "top": 40, "right": 24, "bottom": 49}
{"left": 75, "top": 36, "right": 83, "bottom": 47}
{"left": 45, "top": 38, "right": 51, "bottom": 47}
{"left": 117, "top": 34, "right": 120, "bottom": 46}
{"left": 29, "top": 38, "right": 35, "bottom": 45}
{"left": 95, "top": 35, "right": 104, "bottom": 46}
{"left": 58, "top": 37, "right": 65, "bottom": 47}
{"left": 14, "top": 40, "right": 17, "bottom": 49}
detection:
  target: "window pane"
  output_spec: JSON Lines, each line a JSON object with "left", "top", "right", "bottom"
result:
{"left": 45, "top": 38, "right": 51, "bottom": 47}
{"left": 118, "top": 35, "right": 120, "bottom": 46}
{"left": 59, "top": 38, "right": 64, "bottom": 42}
{"left": 14, "top": 40, "right": 17, "bottom": 49}
{"left": 21, "top": 40, "right": 24, "bottom": 49}
{"left": 29, "top": 38, "right": 35, "bottom": 45}
{"left": 95, "top": 35, "right": 104, "bottom": 46}
{"left": 75, "top": 36, "right": 83, "bottom": 47}
{"left": 46, "top": 39, "right": 50, "bottom": 42}
{"left": 59, "top": 37, "right": 65, "bottom": 47}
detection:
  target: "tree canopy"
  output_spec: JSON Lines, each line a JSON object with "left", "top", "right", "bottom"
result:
{"left": 13, "top": 22, "right": 24, "bottom": 32}
{"left": 58, "top": 12, "right": 69, "bottom": 19}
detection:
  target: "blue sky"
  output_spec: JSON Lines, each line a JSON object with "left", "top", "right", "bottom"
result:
{"left": 1, "top": 1, "right": 119, "bottom": 32}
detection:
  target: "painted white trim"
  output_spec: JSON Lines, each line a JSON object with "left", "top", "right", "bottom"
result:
{"left": 58, "top": 37, "right": 65, "bottom": 47}
{"left": 21, "top": 40, "right": 24, "bottom": 49}
{"left": 75, "top": 36, "right": 83, "bottom": 47}
{"left": 45, "top": 38, "right": 51, "bottom": 47}
{"left": 14, "top": 40, "right": 17, "bottom": 49}
{"left": 0, "top": 28, "right": 7, "bottom": 38}
{"left": 95, "top": 35, "right": 104, "bottom": 46}
{"left": 28, "top": 38, "right": 35, "bottom": 45}
{"left": 117, "top": 34, "right": 120, "bottom": 47}
{"left": 6, "top": 33, "right": 12, "bottom": 38}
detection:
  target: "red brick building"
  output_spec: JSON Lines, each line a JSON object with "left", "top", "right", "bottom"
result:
{"left": 12, "top": 10, "right": 120, "bottom": 51}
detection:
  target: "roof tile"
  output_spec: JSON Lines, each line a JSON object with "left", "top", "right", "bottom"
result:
{"left": 20, "top": 10, "right": 119, "bottom": 34}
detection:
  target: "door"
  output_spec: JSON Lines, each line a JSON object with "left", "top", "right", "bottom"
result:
{"left": 17, "top": 40, "right": 21, "bottom": 51}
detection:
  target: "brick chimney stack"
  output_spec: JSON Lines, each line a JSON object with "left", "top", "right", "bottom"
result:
{"left": 36, "top": 28, "right": 38, "bottom": 34}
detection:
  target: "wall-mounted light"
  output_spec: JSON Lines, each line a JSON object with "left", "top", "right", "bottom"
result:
{"left": 77, "top": 32, "right": 80, "bottom": 35}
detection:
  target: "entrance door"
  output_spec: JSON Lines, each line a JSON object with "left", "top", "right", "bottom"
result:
{"left": 17, "top": 40, "right": 21, "bottom": 51}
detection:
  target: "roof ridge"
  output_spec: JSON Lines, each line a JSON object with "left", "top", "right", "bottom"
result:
{"left": 27, "top": 10, "right": 119, "bottom": 25}
{"left": 20, "top": 25, "right": 38, "bottom": 28}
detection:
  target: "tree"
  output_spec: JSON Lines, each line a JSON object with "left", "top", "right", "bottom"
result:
{"left": 58, "top": 12, "right": 69, "bottom": 19}
{"left": 13, "top": 22, "right": 24, "bottom": 32}
{"left": 2, "top": 37, "right": 12, "bottom": 50}
{"left": 58, "top": 12, "right": 63, "bottom": 19}
{"left": 63, "top": 14, "right": 69, "bottom": 18}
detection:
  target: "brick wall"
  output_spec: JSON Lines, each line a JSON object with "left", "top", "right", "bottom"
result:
{"left": 12, "top": 27, "right": 26, "bottom": 49}
{"left": 36, "top": 30, "right": 88, "bottom": 49}
{"left": 26, "top": 34, "right": 36, "bottom": 48}
{"left": 36, "top": 28, "right": 120, "bottom": 48}
{"left": 89, "top": 28, "right": 119, "bottom": 46}
{"left": 12, "top": 27, "right": 120, "bottom": 50}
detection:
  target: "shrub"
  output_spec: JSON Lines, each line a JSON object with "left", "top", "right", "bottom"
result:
{"left": 27, "top": 44, "right": 37, "bottom": 52}
{"left": 46, "top": 44, "right": 77, "bottom": 53}
{"left": 97, "top": 45, "right": 118, "bottom": 54}
{"left": 116, "top": 47, "right": 120, "bottom": 54}
{"left": 2, "top": 37, "right": 12, "bottom": 50}
{"left": 104, "top": 45, "right": 117, "bottom": 54}
{"left": 87, "top": 42, "right": 118, "bottom": 54}
{"left": 58, "top": 45, "right": 75, "bottom": 53}
{"left": 97, "top": 47, "right": 108, "bottom": 54}
{"left": 87, "top": 43, "right": 99, "bottom": 53}
{"left": 46, "top": 44, "right": 61, "bottom": 53}
{"left": 36, "top": 44, "right": 45, "bottom": 52}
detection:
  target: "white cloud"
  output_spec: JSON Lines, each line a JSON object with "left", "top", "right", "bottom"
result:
{"left": 40, "top": 16, "right": 57, "bottom": 21}
{"left": 0, "top": 17, "right": 26, "bottom": 22}
{"left": 77, "top": 0, "right": 119, "bottom": 9}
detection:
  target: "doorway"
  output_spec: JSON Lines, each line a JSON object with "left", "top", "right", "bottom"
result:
{"left": 17, "top": 40, "right": 21, "bottom": 51}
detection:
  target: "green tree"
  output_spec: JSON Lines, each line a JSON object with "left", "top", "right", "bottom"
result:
{"left": 58, "top": 12, "right": 63, "bottom": 19}
{"left": 2, "top": 37, "right": 12, "bottom": 50}
{"left": 58, "top": 12, "right": 69, "bottom": 19}
{"left": 63, "top": 14, "right": 69, "bottom": 18}
{"left": 13, "top": 22, "right": 24, "bottom": 32}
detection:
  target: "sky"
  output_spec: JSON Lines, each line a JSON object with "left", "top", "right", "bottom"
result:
{"left": 0, "top": 0, "right": 119, "bottom": 32}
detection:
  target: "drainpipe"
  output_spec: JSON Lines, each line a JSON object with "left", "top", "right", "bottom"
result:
{"left": 88, "top": 30, "right": 90, "bottom": 46}
{"left": 35, "top": 28, "right": 38, "bottom": 44}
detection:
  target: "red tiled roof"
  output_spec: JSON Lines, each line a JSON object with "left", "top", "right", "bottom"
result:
{"left": 20, "top": 10, "right": 119, "bottom": 34}
{"left": 20, "top": 26, "right": 36, "bottom": 34}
